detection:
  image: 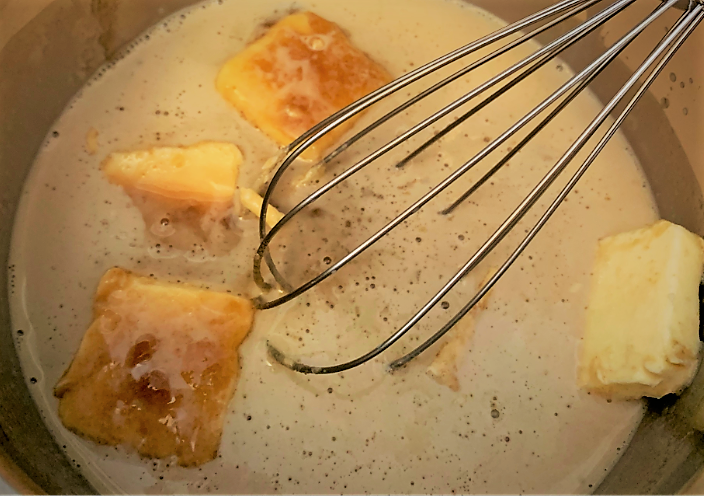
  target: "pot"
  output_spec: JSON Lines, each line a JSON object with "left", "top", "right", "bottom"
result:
{"left": 1, "top": 0, "right": 703, "bottom": 493}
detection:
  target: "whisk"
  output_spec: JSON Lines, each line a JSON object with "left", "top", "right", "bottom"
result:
{"left": 252, "top": 0, "right": 704, "bottom": 374}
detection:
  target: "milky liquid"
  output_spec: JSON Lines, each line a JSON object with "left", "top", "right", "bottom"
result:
{"left": 8, "top": 0, "right": 659, "bottom": 493}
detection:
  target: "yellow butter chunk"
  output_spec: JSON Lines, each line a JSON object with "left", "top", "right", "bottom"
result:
{"left": 239, "top": 188, "right": 284, "bottom": 228}
{"left": 579, "top": 220, "right": 704, "bottom": 400}
{"left": 54, "top": 268, "right": 254, "bottom": 466}
{"left": 102, "top": 141, "right": 242, "bottom": 203}
{"left": 216, "top": 12, "right": 391, "bottom": 161}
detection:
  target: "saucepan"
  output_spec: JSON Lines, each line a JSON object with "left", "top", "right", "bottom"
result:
{"left": 1, "top": 0, "right": 703, "bottom": 493}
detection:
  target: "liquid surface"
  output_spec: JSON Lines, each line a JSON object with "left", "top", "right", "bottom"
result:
{"left": 9, "top": 0, "right": 659, "bottom": 493}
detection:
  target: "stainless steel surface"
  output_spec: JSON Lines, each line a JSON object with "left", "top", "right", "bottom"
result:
{"left": 256, "top": 0, "right": 703, "bottom": 375}
{"left": 1, "top": 0, "right": 703, "bottom": 494}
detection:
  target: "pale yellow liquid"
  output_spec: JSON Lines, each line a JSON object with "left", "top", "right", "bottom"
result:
{"left": 9, "top": 0, "right": 659, "bottom": 493}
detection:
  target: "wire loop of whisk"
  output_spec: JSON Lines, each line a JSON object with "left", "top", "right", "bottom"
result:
{"left": 255, "top": 0, "right": 703, "bottom": 374}
{"left": 391, "top": 3, "right": 704, "bottom": 370}
{"left": 252, "top": 0, "right": 616, "bottom": 296}
{"left": 255, "top": 0, "right": 630, "bottom": 300}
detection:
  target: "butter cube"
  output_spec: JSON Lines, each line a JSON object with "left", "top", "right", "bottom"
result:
{"left": 239, "top": 188, "right": 284, "bottom": 228}
{"left": 578, "top": 220, "right": 704, "bottom": 399}
{"left": 102, "top": 141, "right": 242, "bottom": 203}
{"left": 54, "top": 268, "right": 254, "bottom": 466}
{"left": 216, "top": 12, "right": 391, "bottom": 161}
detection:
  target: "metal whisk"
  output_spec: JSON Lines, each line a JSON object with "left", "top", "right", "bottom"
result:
{"left": 253, "top": 0, "right": 704, "bottom": 374}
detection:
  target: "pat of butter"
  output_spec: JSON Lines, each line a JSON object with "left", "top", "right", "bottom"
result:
{"left": 102, "top": 141, "right": 242, "bottom": 203}
{"left": 239, "top": 188, "right": 284, "bottom": 228}
{"left": 578, "top": 220, "right": 704, "bottom": 399}
{"left": 215, "top": 12, "right": 391, "bottom": 161}
{"left": 54, "top": 268, "right": 254, "bottom": 466}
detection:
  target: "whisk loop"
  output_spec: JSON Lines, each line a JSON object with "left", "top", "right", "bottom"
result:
{"left": 253, "top": 0, "right": 704, "bottom": 374}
